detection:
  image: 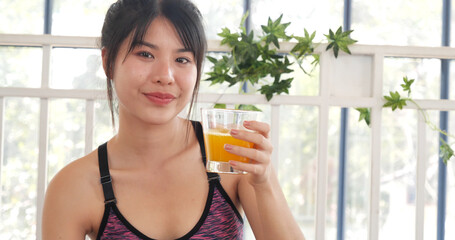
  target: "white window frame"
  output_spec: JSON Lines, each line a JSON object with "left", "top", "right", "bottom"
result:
{"left": 1, "top": 34, "right": 455, "bottom": 240}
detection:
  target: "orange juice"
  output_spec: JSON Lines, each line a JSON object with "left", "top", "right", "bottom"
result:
{"left": 204, "top": 129, "right": 254, "bottom": 163}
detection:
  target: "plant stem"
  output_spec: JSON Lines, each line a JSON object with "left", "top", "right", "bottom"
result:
{"left": 408, "top": 98, "right": 455, "bottom": 139}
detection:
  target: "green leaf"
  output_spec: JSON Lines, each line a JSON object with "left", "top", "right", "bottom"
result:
{"left": 204, "top": 55, "right": 236, "bottom": 86}
{"left": 237, "top": 104, "right": 262, "bottom": 112}
{"left": 218, "top": 28, "right": 240, "bottom": 47}
{"left": 258, "top": 78, "right": 293, "bottom": 101}
{"left": 206, "top": 56, "right": 218, "bottom": 64}
{"left": 383, "top": 91, "right": 408, "bottom": 111}
{"left": 213, "top": 103, "right": 227, "bottom": 109}
{"left": 239, "top": 11, "right": 250, "bottom": 34}
{"left": 261, "top": 14, "right": 291, "bottom": 48}
{"left": 400, "top": 76, "right": 415, "bottom": 97}
{"left": 291, "top": 29, "right": 316, "bottom": 59}
{"left": 439, "top": 139, "right": 454, "bottom": 164}
{"left": 324, "top": 26, "right": 357, "bottom": 58}
{"left": 311, "top": 54, "right": 320, "bottom": 65}
{"left": 355, "top": 108, "right": 371, "bottom": 126}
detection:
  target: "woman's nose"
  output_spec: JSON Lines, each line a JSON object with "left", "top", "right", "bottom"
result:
{"left": 151, "top": 60, "right": 174, "bottom": 85}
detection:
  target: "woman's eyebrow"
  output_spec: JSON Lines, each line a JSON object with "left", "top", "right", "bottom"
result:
{"left": 136, "top": 40, "right": 158, "bottom": 49}
{"left": 136, "top": 40, "right": 192, "bottom": 53}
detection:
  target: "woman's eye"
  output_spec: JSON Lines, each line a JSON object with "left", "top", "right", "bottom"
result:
{"left": 176, "top": 57, "right": 190, "bottom": 64}
{"left": 139, "top": 52, "right": 154, "bottom": 59}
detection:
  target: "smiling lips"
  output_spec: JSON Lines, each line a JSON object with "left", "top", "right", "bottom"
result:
{"left": 144, "top": 92, "right": 176, "bottom": 105}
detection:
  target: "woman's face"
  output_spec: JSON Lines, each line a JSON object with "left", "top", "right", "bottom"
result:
{"left": 106, "top": 17, "right": 198, "bottom": 125}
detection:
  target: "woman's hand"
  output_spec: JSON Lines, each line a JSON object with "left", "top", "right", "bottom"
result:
{"left": 224, "top": 120, "right": 273, "bottom": 186}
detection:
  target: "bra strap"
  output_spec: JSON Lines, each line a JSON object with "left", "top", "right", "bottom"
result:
{"left": 98, "top": 142, "right": 117, "bottom": 204}
{"left": 191, "top": 121, "right": 220, "bottom": 182}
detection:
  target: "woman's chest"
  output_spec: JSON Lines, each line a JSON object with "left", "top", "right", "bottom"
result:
{"left": 111, "top": 170, "right": 209, "bottom": 235}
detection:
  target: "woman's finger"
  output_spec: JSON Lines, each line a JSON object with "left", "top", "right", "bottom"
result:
{"left": 229, "top": 160, "right": 265, "bottom": 175}
{"left": 224, "top": 144, "right": 269, "bottom": 164}
{"left": 230, "top": 129, "right": 273, "bottom": 151}
{"left": 243, "top": 120, "right": 270, "bottom": 138}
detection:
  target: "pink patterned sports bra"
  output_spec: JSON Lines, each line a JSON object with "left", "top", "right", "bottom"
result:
{"left": 96, "top": 121, "right": 244, "bottom": 239}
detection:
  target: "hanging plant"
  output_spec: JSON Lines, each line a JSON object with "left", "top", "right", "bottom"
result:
{"left": 356, "top": 76, "right": 454, "bottom": 164}
{"left": 204, "top": 13, "right": 357, "bottom": 109}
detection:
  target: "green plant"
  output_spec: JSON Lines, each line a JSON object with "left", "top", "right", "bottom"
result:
{"left": 356, "top": 76, "right": 454, "bottom": 164}
{"left": 205, "top": 14, "right": 357, "bottom": 105}
{"left": 325, "top": 27, "right": 357, "bottom": 58}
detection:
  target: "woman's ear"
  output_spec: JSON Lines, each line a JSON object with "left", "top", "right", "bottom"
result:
{"left": 101, "top": 47, "right": 110, "bottom": 79}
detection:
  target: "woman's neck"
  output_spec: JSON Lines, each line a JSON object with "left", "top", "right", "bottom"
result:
{"left": 108, "top": 112, "right": 192, "bottom": 168}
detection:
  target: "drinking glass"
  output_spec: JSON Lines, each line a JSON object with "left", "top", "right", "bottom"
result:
{"left": 201, "top": 108, "right": 259, "bottom": 174}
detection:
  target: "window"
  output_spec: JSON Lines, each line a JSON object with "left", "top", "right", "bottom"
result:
{"left": 0, "top": 1, "right": 45, "bottom": 34}
{"left": 352, "top": 0, "right": 442, "bottom": 46}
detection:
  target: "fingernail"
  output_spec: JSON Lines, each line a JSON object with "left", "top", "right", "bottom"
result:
{"left": 229, "top": 160, "right": 237, "bottom": 166}
{"left": 243, "top": 121, "right": 250, "bottom": 127}
{"left": 230, "top": 129, "right": 238, "bottom": 135}
{"left": 224, "top": 144, "right": 233, "bottom": 150}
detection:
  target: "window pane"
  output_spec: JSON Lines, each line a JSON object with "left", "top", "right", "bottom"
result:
{"left": 52, "top": 0, "right": 115, "bottom": 36}
{"left": 193, "top": 0, "right": 244, "bottom": 40}
{"left": 383, "top": 58, "right": 441, "bottom": 100}
{"left": 251, "top": 0, "right": 343, "bottom": 42}
{"left": 279, "top": 105, "right": 318, "bottom": 239}
{"left": 352, "top": 0, "right": 442, "bottom": 46}
{"left": 0, "top": 47, "right": 42, "bottom": 88}
{"left": 50, "top": 48, "right": 104, "bottom": 90}
{"left": 0, "top": 0, "right": 44, "bottom": 34}
{"left": 287, "top": 57, "right": 319, "bottom": 96}
{"left": 326, "top": 108, "right": 371, "bottom": 239}
{"left": 47, "top": 99, "right": 86, "bottom": 181}
{"left": 380, "top": 109, "right": 417, "bottom": 239}
{"left": 94, "top": 100, "right": 116, "bottom": 148}
{"left": 345, "top": 108, "right": 370, "bottom": 238}
{"left": 1, "top": 98, "right": 39, "bottom": 239}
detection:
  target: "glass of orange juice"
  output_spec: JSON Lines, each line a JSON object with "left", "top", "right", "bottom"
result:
{"left": 201, "top": 108, "right": 259, "bottom": 174}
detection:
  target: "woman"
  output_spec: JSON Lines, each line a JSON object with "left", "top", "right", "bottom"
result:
{"left": 42, "top": 0, "right": 304, "bottom": 239}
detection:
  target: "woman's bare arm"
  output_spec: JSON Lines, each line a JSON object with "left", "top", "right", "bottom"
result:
{"left": 42, "top": 159, "right": 99, "bottom": 240}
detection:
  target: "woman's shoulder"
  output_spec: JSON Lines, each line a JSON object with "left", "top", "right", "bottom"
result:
{"left": 43, "top": 148, "right": 106, "bottom": 236}
{"left": 48, "top": 150, "right": 100, "bottom": 192}
{"left": 44, "top": 149, "right": 104, "bottom": 216}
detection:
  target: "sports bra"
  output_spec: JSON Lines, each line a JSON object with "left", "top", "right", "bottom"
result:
{"left": 96, "top": 121, "right": 244, "bottom": 239}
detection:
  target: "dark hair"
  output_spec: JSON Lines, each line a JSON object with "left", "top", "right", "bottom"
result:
{"left": 100, "top": 0, "right": 207, "bottom": 127}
